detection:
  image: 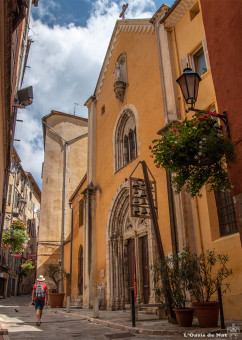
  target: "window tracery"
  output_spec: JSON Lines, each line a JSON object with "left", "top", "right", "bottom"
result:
{"left": 114, "top": 109, "right": 137, "bottom": 171}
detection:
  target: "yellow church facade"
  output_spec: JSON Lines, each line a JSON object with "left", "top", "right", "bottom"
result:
{"left": 62, "top": 0, "right": 242, "bottom": 320}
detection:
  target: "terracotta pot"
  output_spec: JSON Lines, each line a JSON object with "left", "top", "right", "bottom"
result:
{"left": 49, "top": 292, "right": 65, "bottom": 308}
{"left": 173, "top": 308, "right": 194, "bottom": 327}
{"left": 193, "top": 301, "right": 219, "bottom": 327}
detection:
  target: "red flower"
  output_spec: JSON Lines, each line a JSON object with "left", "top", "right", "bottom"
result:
{"left": 172, "top": 128, "right": 177, "bottom": 133}
{"left": 171, "top": 146, "right": 176, "bottom": 150}
{"left": 208, "top": 112, "right": 218, "bottom": 117}
{"left": 149, "top": 145, "right": 152, "bottom": 150}
{"left": 156, "top": 164, "right": 160, "bottom": 168}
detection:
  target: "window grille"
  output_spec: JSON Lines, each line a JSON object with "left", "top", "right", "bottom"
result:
{"left": 214, "top": 190, "right": 238, "bottom": 237}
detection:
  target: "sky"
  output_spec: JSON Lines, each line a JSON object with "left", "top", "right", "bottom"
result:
{"left": 15, "top": 0, "right": 175, "bottom": 188}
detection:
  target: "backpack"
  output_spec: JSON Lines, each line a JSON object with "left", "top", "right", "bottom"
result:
{"left": 35, "top": 283, "right": 45, "bottom": 299}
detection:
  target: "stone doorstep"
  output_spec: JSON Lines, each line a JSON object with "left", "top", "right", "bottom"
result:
{"left": 47, "top": 309, "right": 239, "bottom": 336}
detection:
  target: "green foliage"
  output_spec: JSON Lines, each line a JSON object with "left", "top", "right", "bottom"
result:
{"left": 44, "top": 264, "right": 69, "bottom": 292}
{"left": 188, "top": 249, "right": 232, "bottom": 302}
{"left": 151, "top": 111, "right": 236, "bottom": 197}
{"left": 45, "top": 264, "right": 61, "bottom": 292}
{"left": 21, "top": 259, "right": 36, "bottom": 273}
{"left": 1, "top": 219, "right": 29, "bottom": 255}
{"left": 150, "top": 248, "right": 232, "bottom": 307}
{"left": 151, "top": 248, "right": 198, "bottom": 308}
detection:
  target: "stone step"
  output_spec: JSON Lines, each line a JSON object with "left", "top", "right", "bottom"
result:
{"left": 71, "top": 295, "right": 83, "bottom": 307}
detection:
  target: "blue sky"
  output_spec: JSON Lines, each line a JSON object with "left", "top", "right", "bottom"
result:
{"left": 32, "top": 0, "right": 175, "bottom": 27}
{"left": 15, "top": 0, "right": 176, "bottom": 188}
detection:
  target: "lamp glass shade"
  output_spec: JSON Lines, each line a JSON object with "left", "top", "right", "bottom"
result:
{"left": 176, "top": 68, "right": 201, "bottom": 107}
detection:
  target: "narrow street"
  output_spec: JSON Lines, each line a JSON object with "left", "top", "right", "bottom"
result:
{"left": 0, "top": 296, "right": 185, "bottom": 340}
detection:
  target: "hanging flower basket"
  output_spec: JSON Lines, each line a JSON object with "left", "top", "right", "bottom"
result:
{"left": 20, "top": 259, "right": 36, "bottom": 274}
{"left": 1, "top": 219, "right": 29, "bottom": 255}
{"left": 151, "top": 110, "right": 236, "bottom": 197}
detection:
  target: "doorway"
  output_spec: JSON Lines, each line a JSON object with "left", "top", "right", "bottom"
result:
{"left": 140, "top": 235, "right": 150, "bottom": 304}
{"left": 127, "top": 238, "right": 135, "bottom": 303}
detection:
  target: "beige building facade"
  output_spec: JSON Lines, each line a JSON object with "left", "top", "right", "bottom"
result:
{"left": 38, "top": 111, "right": 88, "bottom": 291}
{"left": 0, "top": 147, "right": 41, "bottom": 298}
{"left": 0, "top": 0, "right": 37, "bottom": 243}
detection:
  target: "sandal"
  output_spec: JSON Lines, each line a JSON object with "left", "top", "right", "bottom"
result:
{"left": 36, "top": 322, "right": 41, "bottom": 326}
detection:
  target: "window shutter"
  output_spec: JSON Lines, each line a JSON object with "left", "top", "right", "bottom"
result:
{"left": 202, "top": 37, "right": 210, "bottom": 70}
{"left": 181, "top": 55, "right": 191, "bottom": 71}
{"left": 8, "top": 184, "right": 12, "bottom": 205}
{"left": 14, "top": 191, "right": 19, "bottom": 208}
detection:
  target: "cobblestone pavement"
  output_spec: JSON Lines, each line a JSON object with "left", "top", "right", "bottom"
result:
{"left": 0, "top": 296, "right": 241, "bottom": 340}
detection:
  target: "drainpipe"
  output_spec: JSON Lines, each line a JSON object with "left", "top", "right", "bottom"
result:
{"left": 69, "top": 202, "right": 73, "bottom": 280}
{"left": 61, "top": 142, "right": 67, "bottom": 292}
{"left": 42, "top": 120, "right": 87, "bottom": 292}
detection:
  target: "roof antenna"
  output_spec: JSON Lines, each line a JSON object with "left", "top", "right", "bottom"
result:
{"left": 74, "top": 103, "right": 79, "bottom": 115}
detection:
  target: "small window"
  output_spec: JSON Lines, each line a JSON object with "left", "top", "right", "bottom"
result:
{"left": 181, "top": 38, "right": 210, "bottom": 76}
{"left": 101, "top": 105, "right": 105, "bottom": 115}
{"left": 193, "top": 48, "right": 207, "bottom": 76}
{"left": 79, "top": 200, "right": 84, "bottom": 227}
{"left": 190, "top": 2, "right": 200, "bottom": 20}
{"left": 214, "top": 190, "right": 238, "bottom": 237}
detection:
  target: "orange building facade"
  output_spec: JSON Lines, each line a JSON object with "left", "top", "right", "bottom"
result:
{"left": 61, "top": 1, "right": 242, "bottom": 319}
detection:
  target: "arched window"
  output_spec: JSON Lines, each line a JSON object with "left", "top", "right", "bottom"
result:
{"left": 114, "top": 109, "right": 137, "bottom": 171}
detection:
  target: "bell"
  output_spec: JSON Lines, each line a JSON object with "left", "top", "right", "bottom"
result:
{"left": 141, "top": 207, "right": 148, "bottom": 215}
{"left": 140, "top": 190, "right": 147, "bottom": 198}
{"left": 133, "top": 188, "right": 139, "bottom": 195}
{"left": 134, "top": 207, "right": 140, "bottom": 215}
{"left": 140, "top": 181, "right": 145, "bottom": 187}
{"left": 141, "top": 198, "right": 147, "bottom": 205}
{"left": 132, "top": 181, "right": 139, "bottom": 188}
{"left": 134, "top": 197, "right": 140, "bottom": 204}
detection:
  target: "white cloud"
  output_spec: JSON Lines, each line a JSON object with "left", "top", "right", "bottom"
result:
{"left": 16, "top": 0, "right": 157, "bottom": 188}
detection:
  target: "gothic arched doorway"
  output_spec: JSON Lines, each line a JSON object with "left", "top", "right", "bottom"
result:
{"left": 106, "top": 181, "right": 156, "bottom": 310}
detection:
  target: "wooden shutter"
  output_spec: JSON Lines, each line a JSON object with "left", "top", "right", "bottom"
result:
{"left": 8, "top": 184, "right": 12, "bottom": 205}
{"left": 202, "top": 37, "right": 210, "bottom": 70}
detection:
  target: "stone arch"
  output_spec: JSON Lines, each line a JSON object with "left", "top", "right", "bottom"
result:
{"left": 106, "top": 181, "right": 156, "bottom": 310}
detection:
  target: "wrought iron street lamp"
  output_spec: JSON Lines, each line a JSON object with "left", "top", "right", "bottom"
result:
{"left": 176, "top": 68, "right": 230, "bottom": 138}
{"left": 176, "top": 67, "right": 201, "bottom": 108}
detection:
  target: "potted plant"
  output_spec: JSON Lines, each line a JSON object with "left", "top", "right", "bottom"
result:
{"left": 1, "top": 219, "right": 29, "bottom": 255}
{"left": 45, "top": 264, "right": 65, "bottom": 308}
{"left": 20, "top": 258, "right": 36, "bottom": 274}
{"left": 188, "top": 249, "right": 232, "bottom": 327}
{"left": 151, "top": 249, "right": 196, "bottom": 327}
{"left": 151, "top": 110, "right": 236, "bottom": 197}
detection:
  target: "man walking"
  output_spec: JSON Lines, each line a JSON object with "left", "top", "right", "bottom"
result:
{"left": 32, "top": 275, "right": 48, "bottom": 326}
